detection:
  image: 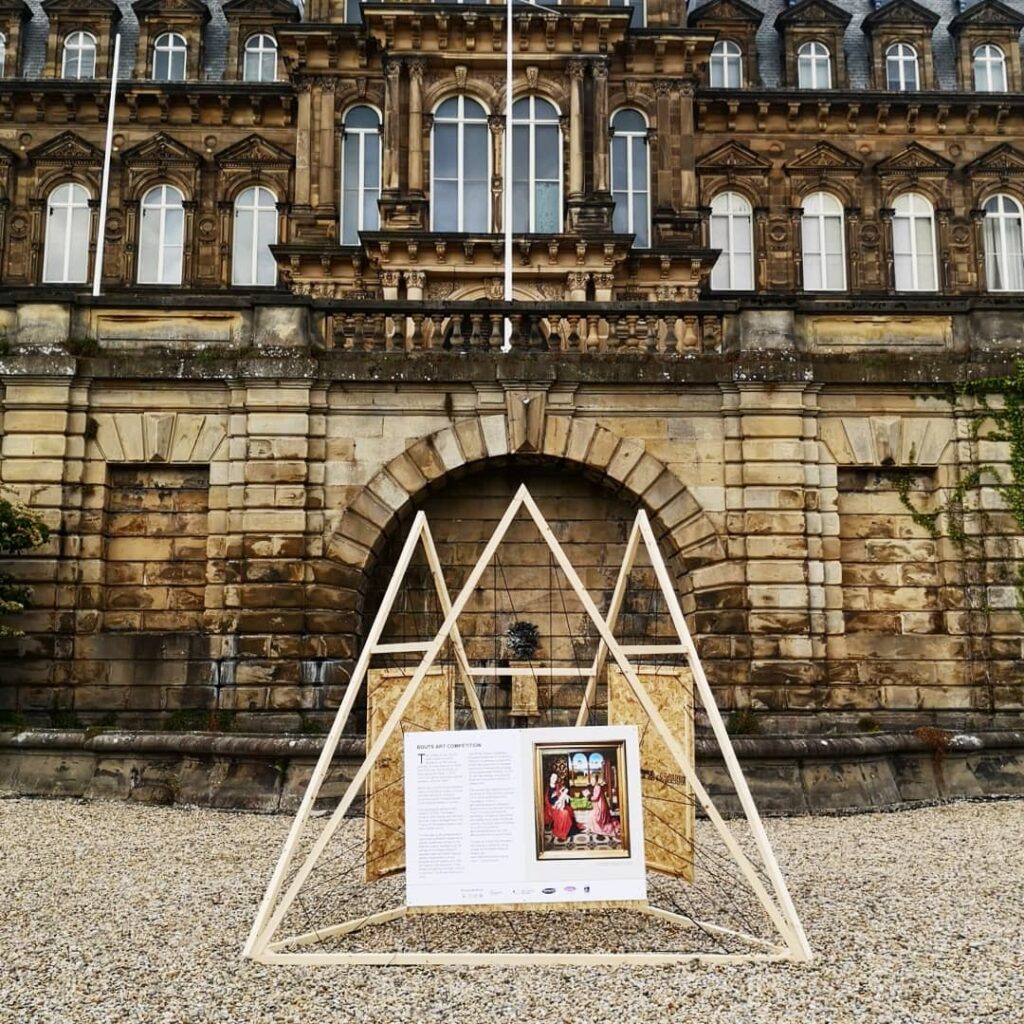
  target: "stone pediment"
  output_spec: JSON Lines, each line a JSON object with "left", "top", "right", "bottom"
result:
{"left": 42, "top": 0, "right": 119, "bottom": 17}
{"left": 862, "top": 0, "right": 940, "bottom": 32}
{"left": 784, "top": 142, "right": 862, "bottom": 176}
{"left": 27, "top": 131, "right": 103, "bottom": 166}
{"left": 950, "top": 0, "right": 1024, "bottom": 34}
{"left": 0, "top": 0, "right": 31, "bottom": 18}
{"left": 965, "top": 144, "right": 1024, "bottom": 178}
{"left": 688, "top": 0, "right": 764, "bottom": 27}
{"left": 132, "top": 0, "right": 209, "bottom": 19}
{"left": 875, "top": 143, "right": 954, "bottom": 177}
{"left": 121, "top": 133, "right": 203, "bottom": 167}
{"left": 215, "top": 134, "right": 294, "bottom": 169}
{"left": 696, "top": 141, "right": 772, "bottom": 175}
{"left": 774, "top": 0, "right": 852, "bottom": 30}
{"left": 222, "top": 0, "right": 300, "bottom": 19}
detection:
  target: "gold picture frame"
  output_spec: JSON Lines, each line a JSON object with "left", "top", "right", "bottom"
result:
{"left": 533, "top": 741, "right": 631, "bottom": 861}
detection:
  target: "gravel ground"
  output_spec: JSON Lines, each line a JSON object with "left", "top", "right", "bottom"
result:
{"left": 1, "top": 796, "right": 1021, "bottom": 1024}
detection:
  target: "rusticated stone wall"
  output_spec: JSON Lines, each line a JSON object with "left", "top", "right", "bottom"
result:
{"left": 2, "top": 338, "right": 1023, "bottom": 737}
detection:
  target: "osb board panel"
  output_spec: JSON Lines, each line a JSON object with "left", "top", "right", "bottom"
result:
{"left": 365, "top": 666, "right": 454, "bottom": 883}
{"left": 408, "top": 900, "right": 649, "bottom": 916}
{"left": 608, "top": 665, "right": 694, "bottom": 882}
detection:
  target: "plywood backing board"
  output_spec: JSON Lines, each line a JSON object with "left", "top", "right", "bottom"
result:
{"left": 365, "top": 665, "right": 454, "bottom": 883}
{"left": 608, "top": 664, "right": 695, "bottom": 882}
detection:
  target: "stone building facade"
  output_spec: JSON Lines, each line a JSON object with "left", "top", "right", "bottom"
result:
{"left": 2, "top": 0, "right": 1024, "bottom": 734}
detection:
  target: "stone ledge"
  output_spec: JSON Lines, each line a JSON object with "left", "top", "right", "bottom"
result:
{"left": 1, "top": 729, "right": 1022, "bottom": 816}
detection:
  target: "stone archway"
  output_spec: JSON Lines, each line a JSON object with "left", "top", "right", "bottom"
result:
{"left": 309, "top": 413, "right": 741, "bottom": 718}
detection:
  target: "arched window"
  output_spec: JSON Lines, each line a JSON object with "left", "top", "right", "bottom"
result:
{"left": 43, "top": 183, "right": 91, "bottom": 284}
{"left": 152, "top": 32, "right": 187, "bottom": 82}
{"left": 885, "top": 43, "right": 919, "bottom": 91}
{"left": 974, "top": 44, "right": 1007, "bottom": 93}
{"left": 797, "top": 41, "right": 831, "bottom": 89}
{"left": 340, "top": 105, "right": 381, "bottom": 245}
{"left": 710, "top": 192, "right": 754, "bottom": 291}
{"left": 801, "top": 192, "right": 846, "bottom": 291}
{"left": 243, "top": 34, "right": 277, "bottom": 83}
{"left": 62, "top": 32, "right": 96, "bottom": 80}
{"left": 138, "top": 184, "right": 185, "bottom": 285}
{"left": 892, "top": 192, "right": 937, "bottom": 292}
{"left": 431, "top": 95, "right": 490, "bottom": 233}
{"left": 983, "top": 194, "right": 1024, "bottom": 292}
{"left": 232, "top": 186, "right": 278, "bottom": 287}
{"left": 709, "top": 40, "right": 743, "bottom": 88}
{"left": 512, "top": 96, "right": 562, "bottom": 233}
{"left": 611, "top": 109, "right": 650, "bottom": 249}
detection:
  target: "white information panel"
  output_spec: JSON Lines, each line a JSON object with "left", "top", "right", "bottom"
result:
{"left": 404, "top": 725, "right": 646, "bottom": 908}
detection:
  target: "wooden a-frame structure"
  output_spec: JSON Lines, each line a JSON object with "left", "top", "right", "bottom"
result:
{"left": 244, "top": 485, "right": 812, "bottom": 966}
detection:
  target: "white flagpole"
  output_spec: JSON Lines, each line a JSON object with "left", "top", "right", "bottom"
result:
{"left": 93, "top": 32, "right": 121, "bottom": 298}
{"left": 503, "top": 0, "right": 513, "bottom": 349}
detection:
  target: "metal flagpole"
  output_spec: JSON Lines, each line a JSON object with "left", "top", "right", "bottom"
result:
{"left": 92, "top": 32, "right": 121, "bottom": 298}
{"left": 503, "top": 0, "right": 514, "bottom": 350}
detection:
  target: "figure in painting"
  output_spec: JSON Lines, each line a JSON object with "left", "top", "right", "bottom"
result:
{"left": 586, "top": 782, "right": 621, "bottom": 838}
{"left": 546, "top": 771, "right": 580, "bottom": 841}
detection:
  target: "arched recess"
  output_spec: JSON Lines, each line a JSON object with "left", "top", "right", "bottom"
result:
{"left": 311, "top": 415, "right": 738, "bottom": 721}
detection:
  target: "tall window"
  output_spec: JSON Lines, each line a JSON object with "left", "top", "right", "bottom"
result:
{"left": 710, "top": 192, "right": 754, "bottom": 291}
{"left": 797, "top": 41, "right": 832, "bottom": 89}
{"left": 62, "top": 32, "right": 96, "bottom": 80}
{"left": 153, "top": 32, "right": 187, "bottom": 82}
{"left": 0, "top": 32, "right": 6, "bottom": 77}
{"left": 512, "top": 96, "right": 562, "bottom": 233}
{"left": 243, "top": 34, "right": 277, "bottom": 83}
{"left": 43, "top": 184, "right": 91, "bottom": 284}
{"left": 801, "top": 192, "right": 846, "bottom": 291}
{"left": 431, "top": 95, "right": 490, "bottom": 233}
{"left": 885, "top": 43, "right": 919, "bottom": 91}
{"left": 611, "top": 109, "right": 649, "bottom": 248}
{"left": 340, "top": 105, "right": 381, "bottom": 245}
{"left": 232, "top": 186, "right": 278, "bottom": 287}
{"left": 892, "top": 192, "right": 937, "bottom": 292}
{"left": 138, "top": 184, "right": 185, "bottom": 285}
{"left": 709, "top": 40, "right": 743, "bottom": 88}
{"left": 974, "top": 44, "right": 1007, "bottom": 93}
{"left": 984, "top": 193, "right": 1024, "bottom": 292}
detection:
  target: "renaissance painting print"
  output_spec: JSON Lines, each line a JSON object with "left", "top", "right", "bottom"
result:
{"left": 534, "top": 741, "right": 632, "bottom": 860}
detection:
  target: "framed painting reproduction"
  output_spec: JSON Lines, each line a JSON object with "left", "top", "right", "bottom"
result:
{"left": 534, "top": 740, "right": 632, "bottom": 860}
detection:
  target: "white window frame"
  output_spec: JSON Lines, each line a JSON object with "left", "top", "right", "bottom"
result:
{"left": 243, "top": 33, "right": 277, "bottom": 83}
{"left": 610, "top": 108, "right": 650, "bottom": 249}
{"left": 138, "top": 184, "right": 185, "bottom": 285}
{"left": 710, "top": 191, "right": 754, "bottom": 291}
{"left": 339, "top": 105, "right": 382, "bottom": 245}
{"left": 797, "top": 41, "right": 832, "bottom": 89}
{"left": 801, "top": 191, "right": 847, "bottom": 292}
{"left": 709, "top": 40, "right": 743, "bottom": 89}
{"left": 0, "top": 32, "right": 7, "bottom": 78}
{"left": 983, "top": 193, "right": 1024, "bottom": 293}
{"left": 974, "top": 44, "right": 1007, "bottom": 94}
{"left": 232, "top": 185, "right": 278, "bottom": 287}
{"left": 43, "top": 183, "right": 91, "bottom": 284}
{"left": 152, "top": 32, "right": 188, "bottom": 82}
{"left": 892, "top": 192, "right": 938, "bottom": 292}
{"left": 62, "top": 31, "right": 97, "bottom": 80}
{"left": 511, "top": 95, "right": 563, "bottom": 234}
{"left": 430, "top": 95, "right": 492, "bottom": 233}
{"left": 885, "top": 42, "right": 919, "bottom": 92}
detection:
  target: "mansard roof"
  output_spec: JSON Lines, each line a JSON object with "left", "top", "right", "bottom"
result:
{"left": 690, "top": 0, "right": 1024, "bottom": 91}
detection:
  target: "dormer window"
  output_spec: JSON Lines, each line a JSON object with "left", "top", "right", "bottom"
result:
{"left": 243, "top": 33, "right": 276, "bottom": 82}
{"left": 885, "top": 43, "right": 919, "bottom": 91}
{"left": 62, "top": 31, "right": 96, "bottom": 79}
{"left": 710, "top": 40, "right": 743, "bottom": 88}
{"left": 974, "top": 44, "right": 1008, "bottom": 93}
{"left": 153, "top": 31, "right": 187, "bottom": 81}
{"left": 797, "top": 41, "right": 831, "bottom": 89}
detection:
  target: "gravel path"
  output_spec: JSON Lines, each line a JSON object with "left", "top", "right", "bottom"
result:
{"left": 1, "top": 797, "right": 1021, "bottom": 1024}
